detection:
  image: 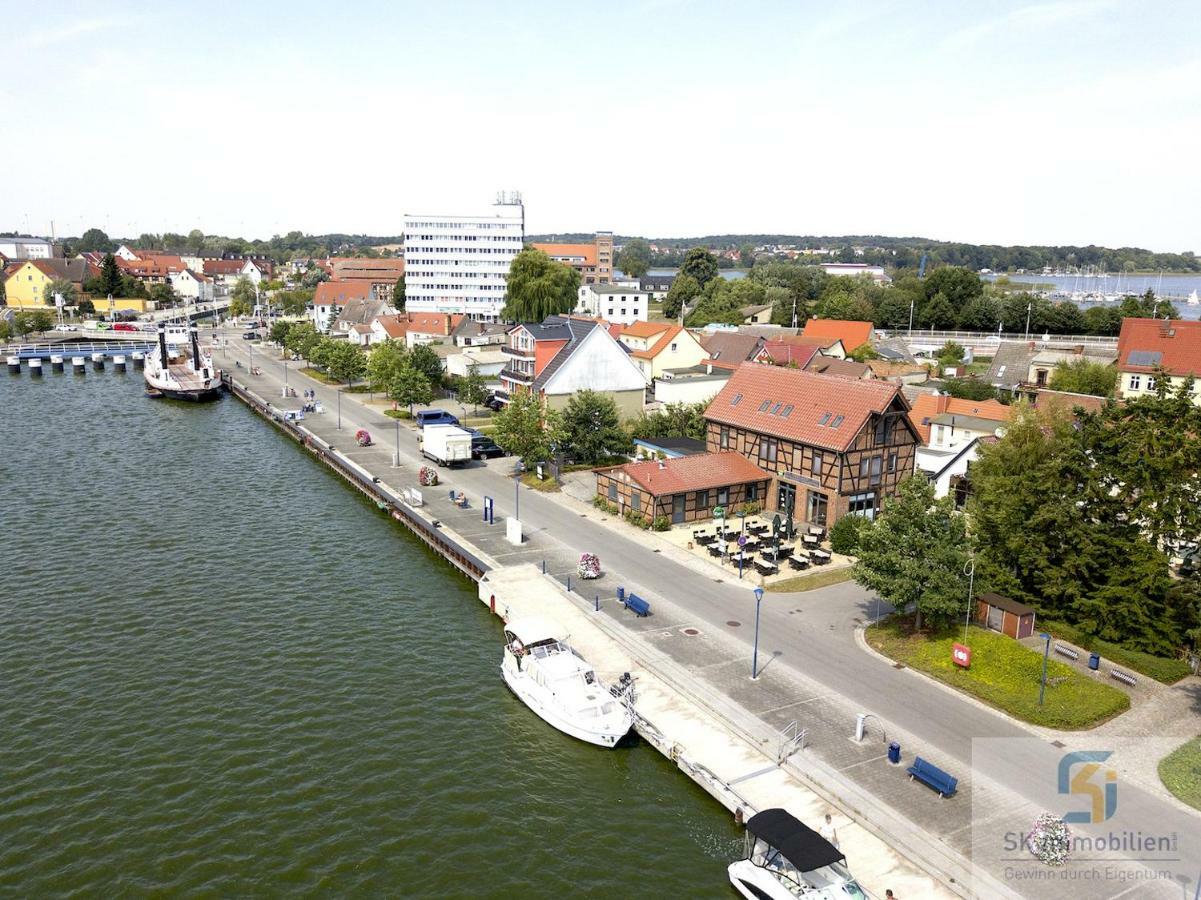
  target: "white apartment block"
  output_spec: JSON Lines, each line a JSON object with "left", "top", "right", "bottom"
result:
{"left": 575, "top": 283, "right": 649, "bottom": 326}
{"left": 0, "top": 236, "right": 56, "bottom": 259}
{"left": 403, "top": 196, "right": 524, "bottom": 321}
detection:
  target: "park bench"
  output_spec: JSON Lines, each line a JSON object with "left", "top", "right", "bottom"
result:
{"left": 907, "top": 756, "right": 958, "bottom": 798}
{"left": 623, "top": 593, "right": 651, "bottom": 617}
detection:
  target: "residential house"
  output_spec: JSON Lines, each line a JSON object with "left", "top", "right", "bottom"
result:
{"left": 2, "top": 258, "right": 94, "bottom": 309}
{"left": 909, "top": 392, "right": 1011, "bottom": 502}
{"left": 531, "top": 232, "right": 614, "bottom": 284}
{"left": 313, "top": 281, "right": 374, "bottom": 331}
{"left": 741, "top": 304, "right": 773, "bottom": 325}
{"left": 575, "top": 283, "right": 649, "bottom": 325}
{"left": 170, "top": 268, "right": 215, "bottom": 302}
{"left": 1025, "top": 346, "right": 1117, "bottom": 389}
{"left": 331, "top": 295, "right": 393, "bottom": 338}
{"left": 616, "top": 321, "right": 707, "bottom": 383}
{"left": 0, "top": 236, "right": 57, "bottom": 260}
{"left": 445, "top": 345, "right": 507, "bottom": 380}
{"left": 986, "top": 340, "right": 1116, "bottom": 394}
{"left": 652, "top": 364, "right": 733, "bottom": 406}
{"left": 499, "top": 315, "right": 647, "bottom": 418}
{"left": 805, "top": 356, "right": 871, "bottom": 379}
{"left": 201, "top": 258, "right": 249, "bottom": 289}
{"left": 639, "top": 274, "right": 675, "bottom": 301}
{"left": 348, "top": 324, "right": 376, "bottom": 346}
{"left": 699, "top": 331, "right": 770, "bottom": 370}
{"left": 329, "top": 257, "right": 405, "bottom": 303}
{"left": 1116, "top": 318, "right": 1201, "bottom": 405}
{"left": 451, "top": 318, "right": 510, "bottom": 347}
{"left": 241, "top": 258, "right": 276, "bottom": 285}
{"left": 114, "top": 244, "right": 140, "bottom": 261}
{"left": 116, "top": 255, "right": 183, "bottom": 285}
{"left": 704, "top": 364, "right": 920, "bottom": 526}
{"left": 595, "top": 452, "right": 772, "bottom": 526}
{"left": 405, "top": 312, "right": 463, "bottom": 348}
{"left": 800, "top": 318, "right": 874, "bottom": 356}
{"left": 370, "top": 315, "right": 409, "bottom": 344}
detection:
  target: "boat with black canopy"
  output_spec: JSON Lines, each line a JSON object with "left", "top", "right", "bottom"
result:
{"left": 728, "top": 808, "right": 866, "bottom": 899}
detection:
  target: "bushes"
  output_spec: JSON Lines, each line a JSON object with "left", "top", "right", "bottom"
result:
{"left": 829, "top": 514, "right": 869, "bottom": 555}
{"left": 624, "top": 510, "right": 648, "bottom": 529}
{"left": 592, "top": 496, "right": 619, "bottom": 515}
{"left": 737, "top": 501, "right": 761, "bottom": 517}
{"left": 1042, "top": 620, "right": 1192, "bottom": 684}
{"left": 652, "top": 515, "right": 671, "bottom": 532}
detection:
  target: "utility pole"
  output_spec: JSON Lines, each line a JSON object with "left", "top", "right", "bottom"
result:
{"left": 1024, "top": 301, "right": 1032, "bottom": 341}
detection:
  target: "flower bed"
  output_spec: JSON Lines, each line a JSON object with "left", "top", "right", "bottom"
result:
{"left": 577, "top": 553, "right": 601, "bottom": 579}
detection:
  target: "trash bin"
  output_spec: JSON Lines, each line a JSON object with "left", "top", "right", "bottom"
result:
{"left": 888, "top": 741, "right": 901, "bottom": 765}
{"left": 616, "top": 586, "right": 625, "bottom": 604}
{"left": 1088, "top": 652, "right": 1100, "bottom": 671}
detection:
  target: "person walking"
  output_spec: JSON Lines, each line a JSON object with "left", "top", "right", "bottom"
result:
{"left": 819, "top": 813, "right": 839, "bottom": 849}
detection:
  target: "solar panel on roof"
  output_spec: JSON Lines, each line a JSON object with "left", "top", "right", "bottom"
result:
{"left": 1127, "top": 350, "right": 1162, "bottom": 367}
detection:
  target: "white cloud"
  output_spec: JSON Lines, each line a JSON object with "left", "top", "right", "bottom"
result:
{"left": 939, "top": 1, "right": 1113, "bottom": 52}
{"left": 24, "top": 17, "right": 120, "bottom": 50}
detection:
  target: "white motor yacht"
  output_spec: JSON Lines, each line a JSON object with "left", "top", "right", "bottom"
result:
{"left": 500, "top": 615, "right": 634, "bottom": 748}
{"left": 729, "top": 808, "right": 866, "bottom": 899}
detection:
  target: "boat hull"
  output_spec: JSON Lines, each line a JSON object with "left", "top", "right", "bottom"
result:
{"left": 728, "top": 861, "right": 863, "bottom": 899}
{"left": 500, "top": 662, "right": 632, "bottom": 748}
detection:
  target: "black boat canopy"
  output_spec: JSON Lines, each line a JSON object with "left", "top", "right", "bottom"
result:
{"left": 746, "top": 808, "right": 845, "bottom": 872}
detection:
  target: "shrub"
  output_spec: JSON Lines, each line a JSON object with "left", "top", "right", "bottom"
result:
{"left": 737, "top": 501, "right": 761, "bottom": 517}
{"left": 652, "top": 515, "right": 671, "bottom": 532}
{"left": 624, "top": 510, "right": 648, "bottom": 529}
{"left": 829, "top": 514, "right": 868, "bottom": 555}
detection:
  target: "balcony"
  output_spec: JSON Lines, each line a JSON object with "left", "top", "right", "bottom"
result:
{"left": 500, "top": 367, "right": 533, "bottom": 385}
{"left": 502, "top": 344, "right": 534, "bottom": 358}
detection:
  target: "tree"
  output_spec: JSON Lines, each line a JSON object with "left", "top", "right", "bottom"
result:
{"left": 739, "top": 243, "right": 756, "bottom": 268}
{"left": 301, "top": 266, "right": 329, "bottom": 289}
{"left": 492, "top": 388, "right": 560, "bottom": 468}
{"left": 270, "top": 320, "right": 293, "bottom": 345}
{"left": 187, "top": 229, "right": 205, "bottom": 253}
{"left": 0, "top": 321, "right": 10, "bottom": 342}
{"left": 409, "top": 343, "right": 443, "bottom": 388}
{"left": 957, "top": 295, "right": 1002, "bottom": 331}
{"left": 147, "top": 283, "right": 177, "bottom": 308}
{"left": 918, "top": 292, "right": 957, "bottom": 329}
{"left": 941, "top": 377, "right": 997, "bottom": 401}
{"left": 562, "top": 390, "right": 630, "bottom": 463}
{"left": 284, "top": 321, "right": 321, "bottom": 360}
{"left": 76, "top": 228, "right": 113, "bottom": 253}
{"left": 231, "top": 276, "right": 256, "bottom": 306}
{"left": 854, "top": 477, "right": 972, "bottom": 631}
{"left": 1048, "top": 359, "right": 1118, "bottom": 396}
{"left": 679, "top": 247, "right": 719, "bottom": 287}
{"left": 44, "top": 278, "right": 76, "bottom": 308}
{"left": 617, "top": 238, "right": 652, "bottom": 278}
{"left": 935, "top": 341, "right": 965, "bottom": 369}
{"left": 501, "top": 248, "right": 580, "bottom": 322}
{"left": 367, "top": 339, "right": 407, "bottom": 392}
{"left": 923, "top": 266, "right": 983, "bottom": 306}
{"left": 229, "top": 295, "right": 252, "bottom": 318}
{"left": 9, "top": 313, "right": 30, "bottom": 338}
{"left": 99, "top": 253, "right": 122, "bottom": 298}
{"left": 394, "top": 274, "right": 405, "bottom": 311}
{"left": 627, "top": 402, "right": 707, "bottom": 442}
{"left": 662, "top": 273, "right": 700, "bottom": 320}
{"left": 685, "top": 279, "right": 744, "bottom": 327}
{"left": 459, "top": 363, "right": 489, "bottom": 414}
{"left": 388, "top": 360, "right": 433, "bottom": 411}
{"left": 275, "top": 289, "right": 311, "bottom": 317}
{"left": 325, "top": 341, "right": 367, "bottom": 385}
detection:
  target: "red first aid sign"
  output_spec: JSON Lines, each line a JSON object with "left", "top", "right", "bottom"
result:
{"left": 952, "top": 643, "right": 971, "bottom": 668}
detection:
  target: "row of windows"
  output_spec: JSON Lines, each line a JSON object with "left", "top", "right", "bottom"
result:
{"left": 718, "top": 427, "right": 898, "bottom": 483}
{"left": 405, "top": 221, "right": 521, "bottom": 230}
{"left": 408, "top": 233, "right": 520, "bottom": 241}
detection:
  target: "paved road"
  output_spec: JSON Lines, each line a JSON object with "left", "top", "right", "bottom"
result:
{"left": 219, "top": 332, "right": 1200, "bottom": 897}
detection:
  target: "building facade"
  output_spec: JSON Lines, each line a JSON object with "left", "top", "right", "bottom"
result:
{"left": 704, "top": 365, "right": 919, "bottom": 527}
{"left": 595, "top": 452, "right": 772, "bottom": 526}
{"left": 403, "top": 196, "right": 524, "bottom": 321}
{"left": 0, "top": 237, "right": 57, "bottom": 260}
{"left": 531, "top": 232, "right": 613, "bottom": 284}
{"left": 1116, "top": 317, "right": 1201, "bottom": 405}
{"left": 616, "top": 321, "right": 708, "bottom": 383}
{"left": 575, "top": 283, "right": 650, "bottom": 325}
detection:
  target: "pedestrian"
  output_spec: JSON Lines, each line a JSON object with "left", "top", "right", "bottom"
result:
{"left": 885, "top": 891, "right": 896, "bottom": 899}
{"left": 819, "top": 813, "right": 839, "bottom": 849}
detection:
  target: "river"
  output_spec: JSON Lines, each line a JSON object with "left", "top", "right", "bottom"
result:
{"left": 0, "top": 369, "right": 740, "bottom": 896}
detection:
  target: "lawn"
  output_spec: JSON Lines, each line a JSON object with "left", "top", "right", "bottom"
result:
{"left": 867, "top": 619, "right": 1130, "bottom": 729}
{"left": 520, "top": 472, "right": 560, "bottom": 492}
{"left": 1158, "top": 736, "right": 1201, "bottom": 811}
{"left": 1041, "top": 620, "right": 1192, "bottom": 684}
{"left": 298, "top": 366, "right": 341, "bottom": 385}
{"left": 383, "top": 409, "right": 412, "bottom": 420}
{"left": 766, "top": 568, "right": 854, "bottom": 593}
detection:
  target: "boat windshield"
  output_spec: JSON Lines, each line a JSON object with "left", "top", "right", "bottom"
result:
{"left": 750, "top": 836, "right": 805, "bottom": 889}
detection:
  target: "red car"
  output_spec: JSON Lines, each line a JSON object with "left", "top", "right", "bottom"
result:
{"left": 112, "top": 322, "right": 138, "bottom": 332}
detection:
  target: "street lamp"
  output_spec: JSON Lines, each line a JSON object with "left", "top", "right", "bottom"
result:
{"left": 337, "top": 389, "right": 342, "bottom": 431}
{"left": 963, "top": 557, "right": 975, "bottom": 643}
{"left": 282, "top": 350, "right": 289, "bottom": 398}
{"left": 1038, "top": 632, "right": 1052, "bottom": 706}
{"left": 393, "top": 417, "right": 401, "bottom": 467}
{"left": 514, "top": 460, "right": 523, "bottom": 520}
{"left": 752, "top": 586, "right": 766, "bottom": 679}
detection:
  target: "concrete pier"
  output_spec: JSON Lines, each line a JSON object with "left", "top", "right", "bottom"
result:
{"left": 51, "top": 355, "right": 64, "bottom": 373}
{"left": 113, "top": 355, "right": 127, "bottom": 372}
{"left": 91, "top": 352, "right": 104, "bottom": 371}
{"left": 28, "top": 358, "right": 43, "bottom": 377}
{"left": 7, "top": 355, "right": 21, "bottom": 374}
{"left": 71, "top": 357, "right": 86, "bottom": 373}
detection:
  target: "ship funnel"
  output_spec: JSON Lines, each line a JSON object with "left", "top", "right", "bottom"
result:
{"left": 190, "top": 323, "right": 201, "bottom": 373}
{"left": 157, "top": 323, "right": 168, "bottom": 370}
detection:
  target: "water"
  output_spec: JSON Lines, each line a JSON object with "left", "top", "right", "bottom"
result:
{"left": 0, "top": 370, "right": 740, "bottom": 896}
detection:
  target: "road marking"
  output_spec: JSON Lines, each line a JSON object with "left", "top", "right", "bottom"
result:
{"left": 755, "top": 695, "right": 837, "bottom": 716}
{"left": 837, "top": 753, "right": 889, "bottom": 772}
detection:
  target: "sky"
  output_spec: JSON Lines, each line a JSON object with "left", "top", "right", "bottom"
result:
{"left": 3, "top": 0, "right": 1200, "bottom": 252}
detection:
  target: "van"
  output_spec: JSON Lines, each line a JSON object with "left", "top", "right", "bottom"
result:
{"left": 415, "top": 409, "right": 460, "bottom": 429}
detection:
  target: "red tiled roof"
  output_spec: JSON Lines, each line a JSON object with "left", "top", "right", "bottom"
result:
{"left": 907, "top": 392, "right": 1010, "bottom": 443}
{"left": 762, "top": 341, "right": 820, "bottom": 367}
{"left": 314, "top": 281, "right": 372, "bottom": 304}
{"left": 621, "top": 320, "right": 674, "bottom": 339}
{"left": 801, "top": 318, "right": 873, "bottom": 353}
{"left": 1033, "top": 389, "right": 1108, "bottom": 416}
{"left": 531, "top": 242, "right": 597, "bottom": 266}
{"left": 611, "top": 451, "right": 770, "bottom": 496}
{"left": 406, "top": 313, "right": 452, "bottom": 335}
{"left": 705, "top": 364, "right": 905, "bottom": 452}
{"left": 804, "top": 356, "right": 870, "bottom": 379}
{"left": 374, "top": 315, "right": 408, "bottom": 339}
{"left": 1116, "top": 317, "right": 1201, "bottom": 377}
{"left": 201, "top": 259, "right": 245, "bottom": 276}
{"left": 630, "top": 324, "right": 685, "bottom": 360}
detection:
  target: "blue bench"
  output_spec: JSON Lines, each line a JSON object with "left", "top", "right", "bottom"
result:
{"left": 907, "top": 756, "right": 957, "bottom": 797}
{"left": 623, "top": 594, "right": 651, "bottom": 617}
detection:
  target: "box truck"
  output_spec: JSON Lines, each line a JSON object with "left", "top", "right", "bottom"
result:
{"left": 420, "top": 425, "right": 473, "bottom": 468}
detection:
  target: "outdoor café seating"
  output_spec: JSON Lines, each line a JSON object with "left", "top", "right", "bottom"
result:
{"left": 707, "top": 544, "right": 723, "bottom": 558}
{"left": 810, "top": 549, "right": 831, "bottom": 565}
{"left": 788, "top": 555, "right": 811, "bottom": 571}
{"left": 754, "top": 559, "right": 779, "bottom": 577}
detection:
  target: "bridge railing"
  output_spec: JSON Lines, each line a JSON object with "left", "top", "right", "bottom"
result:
{"left": 883, "top": 328, "right": 1118, "bottom": 347}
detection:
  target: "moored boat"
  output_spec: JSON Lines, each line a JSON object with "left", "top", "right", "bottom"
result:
{"left": 728, "top": 808, "right": 866, "bottom": 899}
{"left": 143, "top": 323, "right": 223, "bottom": 402}
{"left": 500, "top": 615, "right": 634, "bottom": 748}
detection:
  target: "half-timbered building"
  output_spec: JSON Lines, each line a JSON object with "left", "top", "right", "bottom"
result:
{"left": 703, "top": 364, "right": 919, "bottom": 527}
{"left": 595, "top": 452, "right": 772, "bottom": 526}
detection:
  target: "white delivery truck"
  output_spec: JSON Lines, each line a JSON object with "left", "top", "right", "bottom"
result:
{"left": 420, "top": 425, "right": 473, "bottom": 468}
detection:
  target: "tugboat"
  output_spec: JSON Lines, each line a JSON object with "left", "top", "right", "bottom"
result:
{"left": 143, "top": 322, "right": 223, "bottom": 401}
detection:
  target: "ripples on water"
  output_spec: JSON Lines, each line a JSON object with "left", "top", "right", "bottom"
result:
{"left": 0, "top": 371, "right": 740, "bottom": 896}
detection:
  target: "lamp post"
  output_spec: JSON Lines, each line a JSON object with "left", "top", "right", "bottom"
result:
{"left": 393, "top": 417, "right": 401, "bottom": 467}
{"left": 963, "top": 557, "right": 975, "bottom": 643}
{"left": 282, "top": 350, "right": 289, "bottom": 398}
{"left": 337, "top": 389, "right": 342, "bottom": 431}
{"left": 1038, "top": 632, "right": 1052, "bottom": 706}
{"left": 908, "top": 295, "right": 915, "bottom": 337}
{"left": 752, "top": 586, "right": 765, "bottom": 679}
{"left": 1024, "top": 301, "right": 1032, "bottom": 341}
{"left": 514, "top": 460, "right": 523, "bottom": 520}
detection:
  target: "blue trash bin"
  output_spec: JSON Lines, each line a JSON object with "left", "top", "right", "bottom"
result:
{"left": 888, "top": 741, "right": 901, "bottom": 765}
{"left": 616, "top": 586, "right": 625, "bottom": 604}
{"left": 1088, "top": 652, "right": 1100, "bottom": 671}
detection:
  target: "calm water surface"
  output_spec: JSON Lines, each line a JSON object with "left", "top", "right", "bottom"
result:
{"left": 0, "top": 369, "right": 739, "bottom": 896}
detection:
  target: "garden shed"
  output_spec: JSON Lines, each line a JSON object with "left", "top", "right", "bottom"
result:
{"left": 976, "top": 592, "right": 1037, "bottom": 640}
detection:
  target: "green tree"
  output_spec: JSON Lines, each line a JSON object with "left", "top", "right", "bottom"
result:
{"left": 325, "top": 341, "right": 367, "bottom": 385}
{"left": 309, "top": 337, "right": 338, "bottom": 371}
{"left": 301, "top": 265, "right": 329, "bottom": 289}
{"left": 1081, "top": 305, "right": 1123, "bottom": 336}
{"left": 617, "top": 238, "right": 652, "bottom": 278}
{"left": 77, "top": 228, "right": 113, "bottom": 252}
{"left": 662, "top": 273, "right": 700, "bottom": 320}
{"left": 918, "top": 292, "right": 957, "bottom": 329}
{"left": 492, "top": 388, "right": 560, "bottom": 468}
{"left": 394, "top": 274, "right": 405, "bottom": 311}
{"left": 367, "top": 339, "right": 407, "bottom": 392}
{"left": 685, "top": 279, "right": 744, "bottom": 327}
{"left": 275, "top": 288, "right": 312, "bottom": 316}
{"left": 679, "top": 247, "right": 719, "bottom": 287}
{"left": 923, "top": 266, "right": 983, "bottom": 306}
{"left": 562, "top": 389, "right": 630, "bottom": 463}
{"left": 9, "top": 312, "right": 31, "bottom": 338}
{"left": 231, "top": 276, "right": 256, "bottom": 306}
{"left": 739, "top": 243, "right": 756, "bottom": 268}
{"left": 627, "top": 402, "right": 707, "bottom": 442}
{"left": 501, "top": 248, "right": 580, "bottom": 322}
{"left": 284, "top": 321, "right": 321, "bottom": 360}
{"left": 388, "top": 360, "right": 433, "bottom": 411}
{"left": 941, "top": 377, "right": 997, "bottom": 401}
{"left": 459, "top": 363, "right": 490, "bottom": 414}
{"left": 187, "top": 229, "right": 205, "bottom": 253}
{"left": 229, "top": 295, "right": 252, "bottom": 318}
{"left": 957, "top": 295, "right": 1002, "bottom": 331}
{"left": 1048, "top": 359, "right": 1118, "bottom": 396}
{"left": 409, "top": 343, "right": 444, "bottom": 387}
{"left": 270, "top": 320, "right": 293, "bottom": 345}
{"left": 935, "top": 341, "right": 965, "bottom": 368}
{"left": 0, "top": 320, "right": 10, "bottom": 342}
{"left": 854, "top": 477, "right": 972, "bottom": 630}
{"left": 28, "top": 310, "right": 54, "bottom": 334}
{"left": 44, "top": 278, "right": 76, "bottom": 307}
{"left": 99, "top": 253, "right": 122, "bottom": 297}
{"left": 147, "top": 283, "right": 177, "bottom": 308}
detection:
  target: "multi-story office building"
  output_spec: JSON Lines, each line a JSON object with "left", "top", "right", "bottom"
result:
{"left": 403, "top": 194, "right": 524, "bottom": 321}
{"left": 531, "top": 232, "right": 614, "bottom": 284}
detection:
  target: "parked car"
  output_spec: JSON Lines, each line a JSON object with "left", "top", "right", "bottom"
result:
{"left": 415, "top": 409, "right": 460, "bottom": 429}
{"left": 112, "top": 322, "right": 138, "bottom": 332}
{"left": 471, "top": 435, "right": 506, "bottom": 459}
{"left": 57, "top": 323, "right": 78, "bottom": 332}
{"left": 242, "top": 331, "right": 260, "bottom": 340}
{"left": 484, "top": 393, "right": 504, "bottom": 411}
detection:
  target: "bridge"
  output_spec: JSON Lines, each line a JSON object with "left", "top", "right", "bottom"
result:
{"left": 880, "top": 328, "right": 1119, "bottom": 355}
{"left": 4, "top": 341, "right": 156, "bottom": 361}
